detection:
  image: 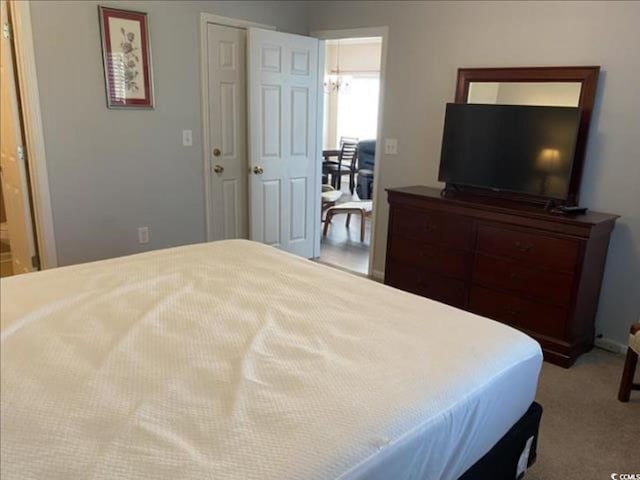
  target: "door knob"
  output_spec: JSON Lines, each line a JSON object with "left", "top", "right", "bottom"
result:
{"left": 253, "top": 166, "right": 264, "bottom": 175}
{"left": 213, "top": 148, "right": 221, "bottom": 157}
{"left": 213, "top": 164, "right": 224, "bottom": 173}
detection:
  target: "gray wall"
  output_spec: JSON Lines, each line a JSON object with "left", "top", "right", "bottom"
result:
{"left": 308, "top": 0, "right": 640, "bottom": 345}
{"left": 29, "top": 0, "right": 309, "bottom": 264}
{"left": 30, "top": 1, "right": 639, "bottom": 345}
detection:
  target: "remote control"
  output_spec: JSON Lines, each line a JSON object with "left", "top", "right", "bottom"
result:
{"left": 553, "top": 205, "right": 588, "bottom": 214}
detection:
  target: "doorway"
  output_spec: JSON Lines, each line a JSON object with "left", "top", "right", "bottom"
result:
{"left": 1, "top": 0, "right": 39, "bottom": 277}
{"left": 201, "top": 15, "right": 323, "bottom": 259}
{"left": 314, "top": 31, "right": 386, "bottom": 276}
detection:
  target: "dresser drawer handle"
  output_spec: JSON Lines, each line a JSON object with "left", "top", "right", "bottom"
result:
{"left": 423, "top": 224, "right": 438, "bottom": 233}
{"left": 513, "top": 241, "right": 534, "bottom": 252}
{"left": 509, "top": 272, "right": 527, "bottom": 281}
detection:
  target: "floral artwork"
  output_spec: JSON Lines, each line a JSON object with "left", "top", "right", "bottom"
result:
{"left": 99, "top": 6, "right": 154, "bottom": 108}
{"left": 119, "top": 28, "right": 140, "bottom": 93}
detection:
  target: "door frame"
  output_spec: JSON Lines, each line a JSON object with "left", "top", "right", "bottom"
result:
{"left": 199, "top": 13, "right": 275, "bottom": 241}
{"left": 5, "top": 1, "right": 57, "bottom": 268}
{"left": 310, "top": 26, "right": 389, "bottom": 280}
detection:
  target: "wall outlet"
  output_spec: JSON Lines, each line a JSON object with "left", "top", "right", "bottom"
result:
{"left": 137, "top": 226, "right": 150, "bottom": 244}
{"left": 182, "top": 129, "right": 193, "bottom": 146}
{"left": 384, "top": 138, "right": 398, "bottom": 155}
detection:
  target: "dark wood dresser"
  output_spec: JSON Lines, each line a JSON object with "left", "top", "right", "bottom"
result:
{"left": 385, "top": 186, "right": 619, "bottom": 367}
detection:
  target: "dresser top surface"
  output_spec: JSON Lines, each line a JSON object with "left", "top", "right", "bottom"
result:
{"left": 386, "top": 185, "right": 619, "bottom": 226}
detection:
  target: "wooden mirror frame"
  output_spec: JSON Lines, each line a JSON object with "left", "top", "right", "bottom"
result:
{"left": 454, "top": 66, "right": 600, "bottom": 206}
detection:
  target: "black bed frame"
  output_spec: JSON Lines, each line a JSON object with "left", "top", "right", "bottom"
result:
{"left": 459, "top": 402, "right": 543, "bottom": 480}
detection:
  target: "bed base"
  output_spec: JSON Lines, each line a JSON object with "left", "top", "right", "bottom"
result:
{"left": 459, "top": 402, "right": 543, "bottom": 480}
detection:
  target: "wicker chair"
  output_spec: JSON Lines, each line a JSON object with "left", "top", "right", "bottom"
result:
{"left": 322, "top": 200, "right": 372, "bottom": 242}
{"left": 321, "top": 185, "right": 342, "bottom": 222}
{"left": 618, "top": 323, "right": 640, "bottom": 402}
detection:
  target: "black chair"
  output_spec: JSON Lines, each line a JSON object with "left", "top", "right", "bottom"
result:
{"left": 356, "top": 169, "right": 374, "bottom": 200}
{"left": 325, "top": 142, "right": 358, "bottom": 194}
{"left": 340, "top": 137, "right": 358, "bottom": 165}
{"left": 339, "top": 136, "right": 359, "bottom": 150}
{"left": 356, "top": 140, "right": 375, "bottom": 199}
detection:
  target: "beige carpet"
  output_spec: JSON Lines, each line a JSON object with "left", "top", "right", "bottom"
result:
{"left": 527, "top": 348, "right": 640, "bottom": 479}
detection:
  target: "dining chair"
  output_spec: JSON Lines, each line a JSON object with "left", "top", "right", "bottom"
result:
{"left": 339, "top": 136, "right": 359, "bottom": 147}
{"left": 326, "top": 142, "right": 358, "bottom": 194}
{"left": 339, "top": 137, "right": 359, "bottom": 168}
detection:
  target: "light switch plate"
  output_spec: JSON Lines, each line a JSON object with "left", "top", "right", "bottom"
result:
{"left": 137, "top": 226, "right": 150, "bottom": 244}
{"left": 384, "top": 138, "right": 398, "bottom": 155}
{"left": 182, "top": 130, "right": 193, "bottom": 146}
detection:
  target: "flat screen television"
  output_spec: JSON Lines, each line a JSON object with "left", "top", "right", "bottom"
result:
{"left": 438, "top": 103, "right": 581, "bottom": 201}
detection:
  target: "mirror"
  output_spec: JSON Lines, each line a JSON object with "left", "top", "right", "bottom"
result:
{"left": 454, "top": 67, "right": 600, "bottom": 204}
{"left": 467, "top": 81, "right": 582, "bottom": 107}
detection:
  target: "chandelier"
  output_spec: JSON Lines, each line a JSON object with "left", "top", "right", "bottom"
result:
{"left": 324, "top": 40, "right": 351, "bottom": 94}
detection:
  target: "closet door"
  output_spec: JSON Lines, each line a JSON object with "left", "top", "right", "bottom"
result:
{"left": 207, "top": 23, "right": 247, "bottom": 240}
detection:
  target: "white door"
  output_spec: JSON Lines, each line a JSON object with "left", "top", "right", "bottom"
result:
{"left": 206, "top": 23, "right": 247, "bottom": 240}
{"left": 0, "top": 1, "right": 38, "bottom": 275}
{"left": 247, "top": 28, "right": 320, "bottom": 258}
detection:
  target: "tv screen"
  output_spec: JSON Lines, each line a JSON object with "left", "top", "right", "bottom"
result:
{"left": 438, "top": 103, "right": 581, "bottom": 200}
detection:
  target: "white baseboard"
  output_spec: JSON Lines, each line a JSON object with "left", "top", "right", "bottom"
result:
{"left": 371, "top": 269, "right": 384, "bottom": 282}
{"left": 594, "top": 337, "right": 627, "bottom": 354}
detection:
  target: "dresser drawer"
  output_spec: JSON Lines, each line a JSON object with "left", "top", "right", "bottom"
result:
{"left": 473, "top": 254, "right": 574, "bottom": 306}
{"left": 477, "top": 224, "right": 580, "bottom": 271}
{"left": 386, "top": 186, "right": 618, "bottom": 367}
{"left": 392, "top": 207, "right": 473, "bottom": 251}
{"left": 469, "top": 285, "right": 567, "bottom": 339}
{"left": 385, "top": 261, "right": 466, "bottom": 308}
{"left": 388, "top": 236, "right": 469, "bottom": 280}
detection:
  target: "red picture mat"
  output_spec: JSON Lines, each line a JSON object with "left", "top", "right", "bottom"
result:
{"left": 99, "top": 7, "right": 153, "bottom": 108}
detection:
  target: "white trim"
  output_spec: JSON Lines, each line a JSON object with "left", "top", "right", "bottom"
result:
{"left": 326, "top": 37, "right": 382, "bottom": 46}
{"left": 312, "top": 27, "right": 388, "bottom": 40}
{"left": 371, "top": 269, "right": 385, "bottom": 282}
{"left": 200, "top": 13, "right": 275, "bottom": 241}
{"left": 594, "top": 337, "right": 627, "bottom": 355}
{"left": 200, "top": 13, "right": 275, "bottom": 31}
{"left": 311, "top": 26, "right": 389, "bottom": 279}
{"left": 327, "top": 70, "right": 380, "bottom": 76}
{"left": 312, "top": 40, "right": 326, "bottom": 259}
{"left": 9, "top": 1, "right": 57, "bottom": 268}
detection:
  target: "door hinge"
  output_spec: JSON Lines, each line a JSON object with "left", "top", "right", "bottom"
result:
{"left": 31, "top": 254, "right": 40, "bottom": 269}
{"left": 2, "top": 23, "right": 10, "bottom": 40}
{"left": 17, "top": 145, "right": 25, "bottom": 161}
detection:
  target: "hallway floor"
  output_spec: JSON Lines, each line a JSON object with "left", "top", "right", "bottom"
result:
{"left": 319, "top": 184, "right": 371, "bottom": 275}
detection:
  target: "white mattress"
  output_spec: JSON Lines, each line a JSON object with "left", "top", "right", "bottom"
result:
{"left": 1, "top": 240, "right": 542, "bottom": 480}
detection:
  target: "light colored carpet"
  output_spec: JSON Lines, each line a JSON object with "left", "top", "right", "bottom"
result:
{"left": 528, "top": 348, "right": 640, "bottom": 479}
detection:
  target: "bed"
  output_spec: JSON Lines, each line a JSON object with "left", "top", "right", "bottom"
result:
{"left": 0, "top": 240, "right": 542, "bottom": 480}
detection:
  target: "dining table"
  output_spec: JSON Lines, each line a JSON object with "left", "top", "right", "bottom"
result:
{"left": 322, "top": 149, "right": 341, "bottom": 165}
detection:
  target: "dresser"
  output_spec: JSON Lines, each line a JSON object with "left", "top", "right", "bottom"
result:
{"left": 384, "top": 186, "right": 619, "bottom": 367}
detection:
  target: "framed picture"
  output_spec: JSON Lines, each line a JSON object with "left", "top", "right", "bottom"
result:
{"left": 98, "top": 6, "right": 154, "bottom": 108}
